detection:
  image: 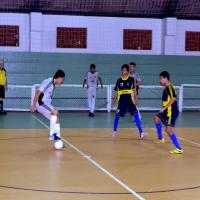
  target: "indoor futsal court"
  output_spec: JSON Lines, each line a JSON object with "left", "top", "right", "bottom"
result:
{"left": 0, "top": 1, "right": 200, "bottom": 200}
{"left": 0, "top": 111, "right": 200, "bottom": 200}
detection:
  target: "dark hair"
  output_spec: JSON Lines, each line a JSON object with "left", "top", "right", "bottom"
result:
{"left": 121, "top": 64, "right": 129, "bottom": 72}
{"left": 129, "top": 62, "right": 136, "bottom": 66}
{"left": 90, "top": 64, "right": 96, "bottom": 69}
{"left": 160, "top": 71, "right": 170, "bottom": 80}
{"left": 54, "top": 70, "right": 65, "bottom": 79}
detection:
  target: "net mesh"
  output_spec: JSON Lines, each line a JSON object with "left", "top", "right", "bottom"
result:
{"left": 6, "top": 84, "right": 198, "bottom": 112}
{"left": 0, "top": 0, "right": 199, "bottom": 19}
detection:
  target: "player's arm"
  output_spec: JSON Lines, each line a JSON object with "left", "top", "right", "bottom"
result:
{"left": 83, "top": 72, "right": 88, "bottom": 88}
{"left": 30, "top": 90, "right": 42, "bottom": 112}
{"left": 5, "top": 70, "right": 8, "bottom": 91}
{"left": 136, "top": 73, "right": 142, "bottom": 86}
{"left": 98, "top": 77, "right": 103, "bottom": 88}
{"left": 112, "top": 80, "right": 119, "bottom": 107}
{"left": 133, "top": 87, "right": 138, "bottom": 106}
{"left": 82, "top": 79, "right": 87, "bottom": 88}
{"left": 111, "top": 91, "right": 118, "bottom": 108}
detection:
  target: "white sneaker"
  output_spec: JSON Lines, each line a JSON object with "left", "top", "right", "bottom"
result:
{"left": 112, "top": 131, "right": 117, "bottom": 137}
{"left": 48, "top": 133, "right": 61, "bottom": 141}
{"left": 140, "top": 132, "right": 148, "bottom": 139}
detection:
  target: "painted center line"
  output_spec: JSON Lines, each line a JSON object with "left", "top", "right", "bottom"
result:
{"left": 32, "top": 114, "right": 146, "bottom": 200}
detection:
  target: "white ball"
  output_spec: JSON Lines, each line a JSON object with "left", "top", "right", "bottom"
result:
{"left": 54, "top": 140, "right": 64, "bottom": 150}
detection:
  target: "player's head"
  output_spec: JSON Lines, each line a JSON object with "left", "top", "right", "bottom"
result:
{"left": 129, "top": 62, "right": 136, "bottom": 74}
{"left": 90, "top": 64, "right": 96, "bottom": 73}
{"left": 53, "top": 69, "right": 65, "bottom": 85}
{"left": 160, "top": 71, "right": 170, "bottom": 86}
{"left": 121, "top": 64, "right": 129, "bottom": 77}
{"left": 0, "top": 59, "right": 4, "bottom": 70}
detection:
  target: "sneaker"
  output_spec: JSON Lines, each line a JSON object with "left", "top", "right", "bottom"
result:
{"left": 170, "top": 148, "right": 183, "bottom": 154}
{"left": 140, "top": 132, "right": 148, "bottom": 139}
{"left": 48, "top": 133, "right": 61, "bottom": 141}
{"left": 0, "top": 110, "right": 7, "bottom": 115}
{"left": 112, "top": 131, "right": 117, "bottom": 137}
{"left": 88, "top": 112, "right": 94, "bottom": 117}
{"left": 155, "top": 138, "right": 165, "bottom": 144}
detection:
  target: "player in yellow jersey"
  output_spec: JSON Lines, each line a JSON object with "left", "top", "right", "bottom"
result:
{"left": 154, "top": 71, "right": 183, "bottom": 154}
{"left": 0, "top": 59, "right": 7, "bottom": 115}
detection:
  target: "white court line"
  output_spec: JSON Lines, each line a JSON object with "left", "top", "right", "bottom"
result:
{"left": 150, "top": 128, "right": 200, "bottom": 147}
{"left": 32, "top": 115, "right": 146, "bottom": 200}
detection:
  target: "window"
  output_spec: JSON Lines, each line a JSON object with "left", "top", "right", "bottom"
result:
{"left": 185, "top": 31, "right": 200, "bottom": 51}
{"left": 0, "top": 25, "right": 19, "bottom": 47}
{"left": 57, "top": 27, "right": 87, "bottom": 48}
{"left": 123, "top": 29, "right": 152, "bottom": 50}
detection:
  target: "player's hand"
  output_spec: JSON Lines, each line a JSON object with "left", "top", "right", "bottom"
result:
{"left": 160, "top": 107, "right": 166, "bottom": 113}
{"left": 30, "top": 105, "right": 35, "bottom": 113}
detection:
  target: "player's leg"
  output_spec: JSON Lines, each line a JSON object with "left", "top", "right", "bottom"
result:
{"left": 87, "top": 87, "right": 93, "bottom": 116}
{"left": 165, "top": 112, "right": 183, "bottom": 154}
{"left": 50, "top": 108, "right": 61, "bottom": 140}
{"left": 129, "top": 101, "right": 147, "bottom": 139}
{"left": 154, "top": 114, "right": 165, "bottom": 143}
{"left": 36, "top": 103, "right": 60, "bottom": 140}
{"left": 0, "top": 85, "right": 6, "bottom": 115}
{"left": 113, "top": 100, "right": 125, "bottom": 136}
{"left": 90, "top": 87, "right": 96, "bottom": 116}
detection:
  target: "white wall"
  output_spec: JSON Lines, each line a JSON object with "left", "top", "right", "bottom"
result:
{"left": 0, "top": 13, "right": 30, "bottom": 52}
{"left": 0, "top": 13, "right": 200, "bottom": 55}
{"left": 41, "top": 15, "right": 163, "bottom": 55}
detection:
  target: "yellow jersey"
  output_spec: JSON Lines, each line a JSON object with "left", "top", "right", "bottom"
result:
{"left": 0, "top": 68, "right": 7, "bottom": 86}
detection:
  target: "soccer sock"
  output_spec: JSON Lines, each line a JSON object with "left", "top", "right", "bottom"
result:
{"left": 134, "top": 112, "right": 143, "bottom": 134}
{"left": 0, "top": 100, "right": 3, "bottom": 111}
{"left": 170, "top": 133, "right": 182, "bottom": 149}
{"left": 155, "top": 122, "right": 163, "bottom": 139}
{"left": 50, "top": 115, "right": 61, "bottom": 137}
{"left": 91, "top": 97, "right": 95, "bottom": 113}
{"left": 114, "top": 115, "right": 120, "bottom": 132}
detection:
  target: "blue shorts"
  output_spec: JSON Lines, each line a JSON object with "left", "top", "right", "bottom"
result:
{"left": 116, "top": 97, "right": 138, "bottom": 117}
{"left": 157, "top": 109, "right": 179, "bottom": 127}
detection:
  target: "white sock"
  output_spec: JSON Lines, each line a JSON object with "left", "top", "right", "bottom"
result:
{"left": 50, "top": 115, "right": 60, "bottom": 137}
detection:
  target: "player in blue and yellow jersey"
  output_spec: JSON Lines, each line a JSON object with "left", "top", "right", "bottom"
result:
{"left": 112, "top": 64, "right": 147, "bottom": 139}
{"left": 154, "top": 71, "right": 183, "bottom": 154}
{"left": 0, "top": 59, "right": 7, "bottom": 115}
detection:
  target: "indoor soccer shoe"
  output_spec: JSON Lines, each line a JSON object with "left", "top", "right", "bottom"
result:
{"left": 112, "top": 131, "right": 117, "bottom": 137}
{"left": 170, "top": 148, "right": 183, "bottom": 154}
{"left": 140, "top": 132, "right": 148, "bottom": 139}
{"left": 48, "top": 133, "right": 61, "bottom": 141}
{"left": 155, "top": 138, "right": 165, "bottom": 144}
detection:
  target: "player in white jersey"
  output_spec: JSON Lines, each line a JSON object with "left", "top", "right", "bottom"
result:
{"left": 83, "top": 64, "right": 103, "bottom": 117}
{"left": 30, "top": 70, "right": 65, "bottom": 141}
{"left": 129, "top": 62, "right": 141, "bottom": 95}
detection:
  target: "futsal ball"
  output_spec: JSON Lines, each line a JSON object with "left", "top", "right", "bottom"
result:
{"left": 54, "top": 140, "right": 64, "bottom": 150}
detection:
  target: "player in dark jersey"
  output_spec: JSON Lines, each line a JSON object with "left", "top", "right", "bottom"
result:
{"left": 112, "top": 64, "right": 147, "bottom": 139}
{"left": 154, "top": 71, "right": 183, "bottom": 154}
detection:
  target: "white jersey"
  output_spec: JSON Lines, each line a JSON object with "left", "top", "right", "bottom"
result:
{"left": 85, "top": 71, "right": 100, "bottom": 88}
{"left": 129, "top": 72, "right": 141, "bottom": 84}
{"left": 38, "top": 77, "right": 54, "bottom": 104}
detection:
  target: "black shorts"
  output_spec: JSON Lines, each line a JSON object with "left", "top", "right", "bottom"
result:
{"left": 0, "top": 85, "right": 5, "bottom": 98}
{"left": 116, "top": 97, "right": 138, "bottom": 117}
{"left": 157, "top": 109, "right": 179, "bottom": 127}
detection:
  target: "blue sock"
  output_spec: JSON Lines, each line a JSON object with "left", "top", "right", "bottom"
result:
{"left": 114, "top": 115, "right": 120, "bottom": 132}
{"left": 155, "top": 122, "right": 163, "bottom": 139}
{"left": 134, "top": 112, "right": 143, "bottom": 134}
{"left": 170, "top": 133, "right": 182, "bottom": 149}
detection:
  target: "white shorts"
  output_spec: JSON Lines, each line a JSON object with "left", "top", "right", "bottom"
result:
{"left": 87, "top": 87, "right": 97, "bottom": 100}
{"left": 36, "top": 102, "right": 54, "bottom": 120}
